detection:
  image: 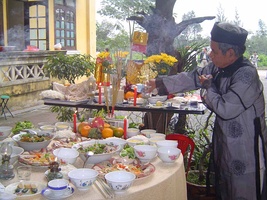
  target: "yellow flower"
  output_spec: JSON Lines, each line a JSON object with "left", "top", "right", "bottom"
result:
{"left": 144, "top": 53, "right": 178, "bottom": 75}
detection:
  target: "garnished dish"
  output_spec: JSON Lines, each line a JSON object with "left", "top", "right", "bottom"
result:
{"left": 93, "top": 158, "right": 155, "bottom": 179}
{"left": 76, "top": 142, "right": 118, "bottom": 154}
{"left": 5, "top": 181, "right": 46, "bottom": 198}
{"left": 19, "top": 133, "right": 51, "bottom": 142}
{"left": 19, "top": 151, "right": 56, "bottom": 166}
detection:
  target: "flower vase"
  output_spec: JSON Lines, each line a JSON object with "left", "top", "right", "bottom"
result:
{"left": 101, "top": 73, "right": 110, "bottom": 86}
{"left": 94, "top": 63, "right": 102, "bottom": 85}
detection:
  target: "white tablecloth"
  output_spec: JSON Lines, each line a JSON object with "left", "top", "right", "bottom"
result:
{"left": 2, "top": 155, "right": 187, "bottom": 200}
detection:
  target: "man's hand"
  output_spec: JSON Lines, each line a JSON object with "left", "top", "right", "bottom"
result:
{"left": 198, "top": 74, "right": 213, "bottom": 88}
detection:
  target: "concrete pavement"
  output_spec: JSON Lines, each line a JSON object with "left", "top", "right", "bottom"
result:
{"left": 1, "top": 70, "right": 267, "bottom": 129}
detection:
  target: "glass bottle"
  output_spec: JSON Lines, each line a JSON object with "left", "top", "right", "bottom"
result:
{"left": 0, "top": 142, "right": 15, "bottom": 180}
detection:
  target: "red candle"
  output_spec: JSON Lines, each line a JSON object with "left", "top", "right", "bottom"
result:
{"left": 123, "top": 116, "right": 127, "bottom": 139}
{"left": 133, "top": 86, "right": 137, "bottom": 106}
{"left": 73, "top": 112, "right": 77, "bottom": 133}
{"left": 98, "top": 84, "right": 102, "bottom": 104}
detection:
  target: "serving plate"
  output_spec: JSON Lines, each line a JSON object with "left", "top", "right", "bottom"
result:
{"left": 5, "top": 181, "right": 46, "bottom": 198}
{"left": 18, "top": 151, "right": 56, "bottom": 167}
{"left": 92, "top": 158, "right": 155, "bottom": 180}
{"left": 149, "top": 104, "right": 167, "bottom": 109}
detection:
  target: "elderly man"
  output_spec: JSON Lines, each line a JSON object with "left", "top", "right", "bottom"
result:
{"left": 148, "top": 22, "right": 267, "bottom": 199}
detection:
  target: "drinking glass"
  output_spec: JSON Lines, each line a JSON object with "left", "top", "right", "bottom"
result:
{"left": 141, "top": 84, "right": 151, "bottom": 106}
{"left": 17, "top": 166, "right": 31, "bottom": 181}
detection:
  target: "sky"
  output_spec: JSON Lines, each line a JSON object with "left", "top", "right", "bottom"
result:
{"left": 96, "top": 0, "right": 266, "bottom": 37}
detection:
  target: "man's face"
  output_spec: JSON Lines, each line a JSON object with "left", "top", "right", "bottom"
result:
{"left": 209, "top": 41, "right": 234, "bottom": 68}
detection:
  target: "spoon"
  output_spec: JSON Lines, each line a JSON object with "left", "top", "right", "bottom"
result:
{"left": 83, "top": 151, "right": 94, "bottom": 168}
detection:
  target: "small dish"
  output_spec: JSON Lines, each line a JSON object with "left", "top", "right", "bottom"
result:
{"left": 41, "top": 186, "right": 74, "bottom": 200}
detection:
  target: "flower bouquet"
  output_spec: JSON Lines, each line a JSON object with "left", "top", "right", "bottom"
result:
{"left": 144, "top": 53, "right": 178, "bottom": 76}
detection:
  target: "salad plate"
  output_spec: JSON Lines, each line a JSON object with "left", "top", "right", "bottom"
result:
{"left": 92, "top": 158, "right": 155, "bottom": 180}
{"left": 41, "top": 186, "right": 74, "bottom": 200}
{"left": 5, "top": 181, "right": 46, "bottom": 198}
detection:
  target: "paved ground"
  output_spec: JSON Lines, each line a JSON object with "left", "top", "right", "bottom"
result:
{"left": 1, "top": 70, "right": 267, "bottom": 128}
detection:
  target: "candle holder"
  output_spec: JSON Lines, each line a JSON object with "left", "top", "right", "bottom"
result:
{"left": 0, "top": 142, "right": 15, "bottom": 180}
{"left": 46, "top": 161, "right": 63, "bottom": 182}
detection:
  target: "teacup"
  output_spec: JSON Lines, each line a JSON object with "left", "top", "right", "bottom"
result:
{"left": 47, "top": 179, "right": 69, "bottom": 197}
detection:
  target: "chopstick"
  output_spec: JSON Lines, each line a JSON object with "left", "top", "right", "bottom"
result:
{"left": 96, "top": 177, "right": 115, "bottom": 199}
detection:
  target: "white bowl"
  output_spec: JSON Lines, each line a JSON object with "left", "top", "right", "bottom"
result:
{"left": 148, "top": 95, "right": 167, "bottom": 104}
{"left": 156, "top": 140, "right": 178, "bottom": 148}
{"left": 149, "top": 137, "right": 166, "bottom": 146}
{"left": 12, "top": 132, "right": 54, "bottom": 151}
{"left": 157, "top": 147, "right": 181, "bottom": 163}
{"left": 55, "top": 122, "right": 70, "bottom": 131}
{"left": 40, "top": 125, "right": 56, "bottom": 132}
{"left": 140, "top": 129, "right": 156, "bottom": 138}
{"left": 127, "top": 128, "right": 140, "bottom": 138}
{"left": 149, "top": 133, "right": 166, "bottom": 140}
{"left": 126, "top": 138, "right": 146, "bottom": 147}
{"left": 68, "top": 168, "right": 98, "bottom": 190}
{"left": 105, "top": 171, "right": 136, "bottom": 194}
{"left": 53, "top": 148, "right": 79, "bottom": 164}
{"left": 104, "top": 137, "right": 127, "bottom": 150}
{"left": 0, "top": 126, "right": 12, "bottom": 140}
{"left": 72, "top": 140, "right": 120, "bottom": 164}
{"left": 134, "top": 145, "right": 157, "bottom": 163}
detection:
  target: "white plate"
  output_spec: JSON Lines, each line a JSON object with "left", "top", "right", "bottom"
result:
{"left": 41, "top": 186, "right": 74, "bottom": 200}
{"left": 5, "top": 181, "right": 46, "bottom": 198}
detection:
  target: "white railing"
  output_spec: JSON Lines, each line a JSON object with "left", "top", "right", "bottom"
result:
{"left": 0, "top": 51, "right": 66, "bottom": 86}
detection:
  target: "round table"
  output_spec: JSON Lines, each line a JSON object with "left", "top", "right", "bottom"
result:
{"left": 2, "top": 154, "right": 187, "bottom": 200}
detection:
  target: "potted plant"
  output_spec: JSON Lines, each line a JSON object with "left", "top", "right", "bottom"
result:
{"left": 185, "top": 110, "right": 216, "bottom": 199}
{"left": 44, "top": 52, "right": 95, "bottom": 121}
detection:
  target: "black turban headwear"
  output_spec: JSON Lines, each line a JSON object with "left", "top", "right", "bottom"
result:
{"left": 210, "top": 22, "right": 248, "bottom": 46}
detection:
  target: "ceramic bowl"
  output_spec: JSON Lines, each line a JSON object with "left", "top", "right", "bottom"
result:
{"left": 0, "top": 126, "right": 12, "bottom": 140}
{"left": 12, "top": 131, "right": 54, "bottom": 151}
{"left": 148, "top": 95, "right": 167, "bottom": 104}
{"left": 149, "top": 133, "right": 166, "bottom": 140}
{"left": 105, "top": 171, "right": 136, "bottom": 194}
{"left": 68, "top": 168, "right": 98, "bottom": 190}
{"left": 157, "top": 147, "right": 181, "bottom": 163}
{"left": 156, "top": 140, "right": 178, "bottom": 148}
{"left": 55, "top": 122, "right": 70, "bottom": 131}
{"left": 127, "top": 128, "right": 140, "bottom": 138}
{"left": 134, "top": 145, "right": 157, "bottom": 163}
{"left": 72, "top": 140, "right": 120, "bottom": 164}
{"left": 140, "top": 129, "right": 156, "bottom": 138}
{"left": 126, "top": 138, "right": 146, "bottom": 147}
{"left": 40, "top": 125, "right": 56, "bottom": 132}
{"left": 104, "top": 137, "right": 127, "bottom": 150}
{"left": 149, "top": 137, "right": 166, "bottom": 146}
{"left": 53, "top": 148, "right": 79, "bottom": 164}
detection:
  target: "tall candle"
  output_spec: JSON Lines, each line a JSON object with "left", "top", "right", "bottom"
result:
{"left": 133, "top": 86, "right": 137, "bottom": 106}
{"left": 98, "top": 84, "right": 102, "bottom": 104}
{"left": 123, "top": 116, "right": 127, "bottom": 139}
{"left": 73, "top": 111, "right": 77, "bottom": 133}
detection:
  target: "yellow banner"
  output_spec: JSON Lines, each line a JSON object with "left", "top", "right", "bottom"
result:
{"left": 132, "top": 31, "right": 148, "bottom": 45}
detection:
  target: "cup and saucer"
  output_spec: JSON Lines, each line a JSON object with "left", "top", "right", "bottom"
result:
{"left": 41, "top": 186, "right": 74, "bottom": 199}
{"left": 41, "top": 179, "right": 74, "bottom": 199}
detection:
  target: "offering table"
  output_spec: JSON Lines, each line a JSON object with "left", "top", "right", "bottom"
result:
{"left": 43, "top": 99, "right": 207, "bottom": 133}
{"left": 1, "top": 154, "right": 187, "bottom": 200}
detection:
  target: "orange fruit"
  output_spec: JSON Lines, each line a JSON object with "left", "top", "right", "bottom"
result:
{"left": 80, "top": 125, "right": 91, "bottom": 137}
{"left": 137, "top": 93, "right": 142, "bottom": 98}
{"left": 125, "top": 91, "right": 134, "bottom": 100}
{"left": 113, "top": 127, "right": 124, "bottom": 138}
{"left": 78, "top": 122, "right": 90, "bottom": 134}
{"left": 101, "top": 127, "right": 114, "bottom": 139}
{"left": 104, "top": 123, "right": 111, "bottom": 128}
